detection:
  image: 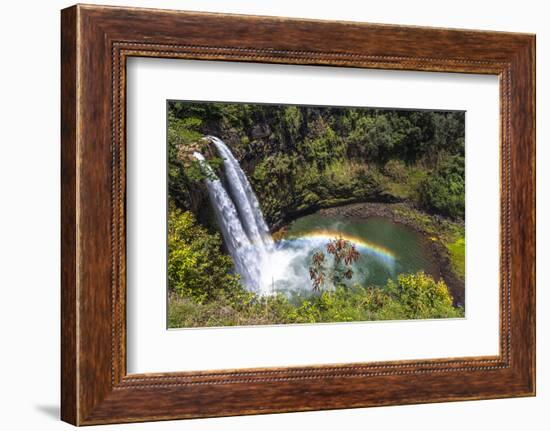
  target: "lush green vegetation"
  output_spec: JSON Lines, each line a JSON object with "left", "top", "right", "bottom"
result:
{"left": 168, "top": 103, "right": 465, "bottom": 224}
{"left": 419, "top": 155, "right": 465, "bottom": 219}
{"left": 166, "top": 102, "right": 466, "bottom": 328}
{"left": 168, "top": 271, "right": 462, "bottom": 328}
{"left": 168, "top": 207, "right": 241, "bottom": 302}
{"left": 447, "top": 236, "right": 466, "bottom": 280}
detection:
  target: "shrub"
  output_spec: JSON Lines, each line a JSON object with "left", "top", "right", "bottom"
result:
{"left": 167, "top": 207, "right": 242, "bottom": 302}
{"left": 384, "top": 159, "right": 408, "bottom": 181}
{"left": 384, "top": 272, "right": 461, "bottom": 319}
{"left": 418, "top": 155, "right": 465, "bottom": 219}
{"left": 167, "top": 272, "right": 463, "bottom": 328}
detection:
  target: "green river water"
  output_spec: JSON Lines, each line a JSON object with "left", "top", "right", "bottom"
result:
{"left": 282, "top": 213, "right": 437, "bottom": 288}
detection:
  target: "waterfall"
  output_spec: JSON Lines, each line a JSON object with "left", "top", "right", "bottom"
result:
{"left": 193, "top": 138, "right": 274, "bottom": 294}
{"left": 207, "top": 136, "right": 274, "bottom": 251}
{"left": 193, "top": 152, "right": 261, "bottom": 292}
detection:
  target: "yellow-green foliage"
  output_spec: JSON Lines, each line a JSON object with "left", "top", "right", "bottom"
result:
{"left": 385, "top": 272, "right": 461, "bottom": 319}
{"left": 168, "top": 208, "right": 242, "bottom": 302}
{"left": 168, "top": 272, "right": 463, "bottom": 328}
{"left": 447, "top": 237, "right": 465, "bottom": 280}
{"left": 167, "top": 111, "right": 203, "bottom": 146}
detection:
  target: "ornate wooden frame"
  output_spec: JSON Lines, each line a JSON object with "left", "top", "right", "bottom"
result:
{"left": 61, "top": 4, "right": 536, "bottom": 425}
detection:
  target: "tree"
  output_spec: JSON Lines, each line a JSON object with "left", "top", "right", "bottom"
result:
{"left": 418, "top": 155, "right": 465, "bottom": 219}
{"left": 309, "top": 237, "right": 360, "bottom": 291}
{"left": 168, "top": 207, "right": 242, "bottom": 302}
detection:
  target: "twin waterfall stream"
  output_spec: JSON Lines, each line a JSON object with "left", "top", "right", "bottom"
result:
{"left": 193, "top": 137, "right": 275, "bottom": 294}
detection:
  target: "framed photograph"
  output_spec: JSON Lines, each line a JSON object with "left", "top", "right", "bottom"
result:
{"left": 61, "top": 4, "right": 535, "bottom": 425}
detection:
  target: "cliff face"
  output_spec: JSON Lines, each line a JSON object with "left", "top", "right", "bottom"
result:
{"left": 176, "top": 135, "right": 398, "bottom": 232}
{"left": 168, "top": 103, "right": 465, "bottom": 231}
{"left": 176, "top": 137, "right": 217, "bottom": 164}
{"left": 172, "top": 138, "right": 219, "bottom": 233}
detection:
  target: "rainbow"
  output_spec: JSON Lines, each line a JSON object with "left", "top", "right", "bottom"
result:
{"left": 285, "top": 229, "right": 395, "bottom": 263}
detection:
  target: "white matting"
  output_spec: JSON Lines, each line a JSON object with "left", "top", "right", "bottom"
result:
{"left": 126, "top": 58, "right": 500, "bottom": 373}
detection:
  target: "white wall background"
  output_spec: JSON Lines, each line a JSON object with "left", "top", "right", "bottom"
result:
{"left": 0, "top": 0, "right": 546, "bottom": 429}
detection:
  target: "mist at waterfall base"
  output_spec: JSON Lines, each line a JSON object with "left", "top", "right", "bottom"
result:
{"left": 194, "top": 137, "right": 432, "bottom": 297}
